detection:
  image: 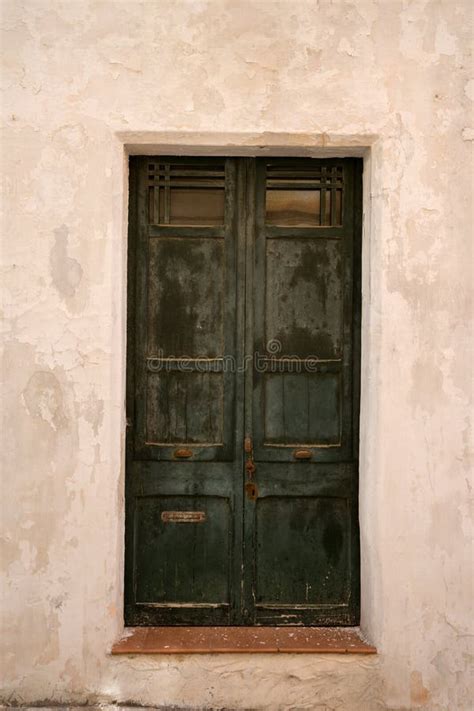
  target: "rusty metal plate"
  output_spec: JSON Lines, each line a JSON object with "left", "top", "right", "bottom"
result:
{"left": 245, "top": 482, "right": 258, "bottom": 501}
{"left": 161, "top": 510, "right": 206, "bottom": 523}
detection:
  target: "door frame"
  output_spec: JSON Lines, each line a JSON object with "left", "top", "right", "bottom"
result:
{"left": 116, "top": 132, "right": 370, "bottom": 636}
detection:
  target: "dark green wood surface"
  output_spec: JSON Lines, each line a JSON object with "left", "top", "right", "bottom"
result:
{"left": 125, "top": 156, "right": 362, "bottom": 626}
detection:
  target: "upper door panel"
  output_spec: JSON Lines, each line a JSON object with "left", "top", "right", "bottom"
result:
{"left": 130, "top": 157, "right": 238, "bottom": 461}
{"left": 253, "top": 158, "right": 357, "bottom": 463}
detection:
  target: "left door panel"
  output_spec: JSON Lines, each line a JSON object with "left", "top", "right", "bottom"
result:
{"left": 125, "top": 157, "right": 243, "bottom": 625}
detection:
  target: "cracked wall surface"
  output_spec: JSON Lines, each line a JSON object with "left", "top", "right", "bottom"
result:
{"left": 0, "top": 1, "right": 472, "bottom": 710}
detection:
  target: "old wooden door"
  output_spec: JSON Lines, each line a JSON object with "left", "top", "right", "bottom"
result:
{"left": 125, "top": 156, "right": 362, "bottom": 626}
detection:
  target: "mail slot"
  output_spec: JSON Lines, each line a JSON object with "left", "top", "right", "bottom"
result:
{"left": 161, "top": 511, "right": 206, "bottom": 523}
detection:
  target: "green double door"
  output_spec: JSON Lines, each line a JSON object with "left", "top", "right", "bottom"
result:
{"left": 125, "top": 156, "right": 362, "bottom": 626}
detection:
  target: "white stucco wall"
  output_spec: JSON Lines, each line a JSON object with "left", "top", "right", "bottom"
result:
{"left": 1, "top": 1, "right": 472, "bottom": 709}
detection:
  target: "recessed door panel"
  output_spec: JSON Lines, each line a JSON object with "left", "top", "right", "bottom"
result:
{"left": 146, "top": 371, "right": 224, "bottom": 445}
{"left": 255, "top": 496, "right": 350, "bottom": 606}
{"left": 265, "top": 238, "right": 343, "bottom": 359}
{"left": 134, "top": 496, "right": 231, "bottom": 605}
{"left": 264, "top": 372, "right": 341, "bottom": 446}
{"left": 147, "top": 238, "right": 224, "bottom": 358}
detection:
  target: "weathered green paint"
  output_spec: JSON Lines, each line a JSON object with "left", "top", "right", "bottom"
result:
{"left": 125, "top": 156, "right": 362, "bottom": 626}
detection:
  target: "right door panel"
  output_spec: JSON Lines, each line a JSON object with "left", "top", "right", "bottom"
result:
{"left": 245, "top": 158, "right": 362, "bottom": 625}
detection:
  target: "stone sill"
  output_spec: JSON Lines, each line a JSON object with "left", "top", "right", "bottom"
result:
{"left": 111, "top": 626, "right": 376, "bottom": 654}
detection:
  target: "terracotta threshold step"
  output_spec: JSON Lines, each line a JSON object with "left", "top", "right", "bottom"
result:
{"left": 111, "top": 626, "right": 376, "bottom": 654}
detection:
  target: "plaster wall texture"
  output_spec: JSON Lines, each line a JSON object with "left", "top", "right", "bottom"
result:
{"left": 1, "top": 1, "right": 472, "bottom": 709}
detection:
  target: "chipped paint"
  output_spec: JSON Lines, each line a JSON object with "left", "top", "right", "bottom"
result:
{"left": 0, "top": 1, "right": 472, "bottom": 710}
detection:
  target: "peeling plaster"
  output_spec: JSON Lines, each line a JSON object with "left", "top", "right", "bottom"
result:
{"left": 1, "top": 1, "right": 472, "bottom": 710}
{"left": 22, "top": 370, "right": 67, "bottom": 431}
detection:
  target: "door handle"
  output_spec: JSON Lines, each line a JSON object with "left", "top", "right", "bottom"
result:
{"left": 174, "top": 448, "right": 193, "bottom": 459}
{"left": 294, "top": 449, "right": 312, "bottom": 460}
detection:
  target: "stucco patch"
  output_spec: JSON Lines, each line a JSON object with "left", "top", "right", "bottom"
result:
{"left": 82, "top": 390, "right": 104, "bottom": 438}
{"left": 410, "top": 356, "right": 447, "bottom": 416}
{"left": 50, "top": 225, "right": 83, "bottom": 301}
{"left": 410, "top": 670, "right": 431, "bottom": 706}
{"left": 2, "top": 600, "right": 60, "bottom": 681}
